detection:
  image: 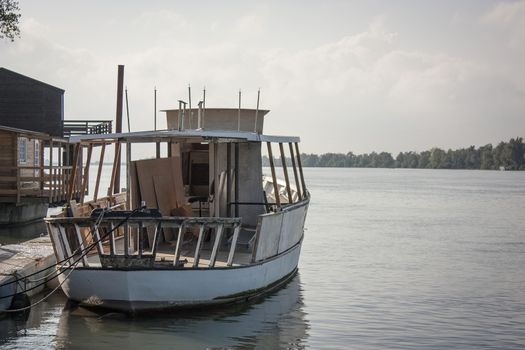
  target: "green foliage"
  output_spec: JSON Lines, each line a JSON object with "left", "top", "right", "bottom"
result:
{"left": 262, "top": 137, "right": 525, "bottom": 170}
{"left": 0, "top": 0, "right": 21, "bottom": 41}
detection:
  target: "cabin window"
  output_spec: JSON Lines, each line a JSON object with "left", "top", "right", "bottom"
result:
{"left": 18, "top": 137, "right": 27, "bottom": 164}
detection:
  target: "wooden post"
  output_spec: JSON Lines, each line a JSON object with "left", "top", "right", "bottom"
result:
{"left": 39, "top": 139, "right": 44, "bottom": 194}
{"left": 94, "top": 143, "right": 105, "bottom": 201}
{"left": 108, "top": 142, "right": 121, "bottom": 196}
{"left": 58, "top": 143, "right": 63, "bottom": 201}
{"left": 279, "top": 142, "right": 293, "bottom": 203}
{"left": 294, "top": 143, "right": 306, "bottom": 195}
{"left": 288, "top": 142, "right": 302, "bottom": 201}
{"left": 48, "top": 139, "right": 53, "bottom": 202}
{"left": 67, "top": 143, "right": 81, "bottom": 201}
{"left": 80, "top": 143, "right": 93, "bottom": 204}
{"left": 266, "top": 142, "right": 281, "bottom": 207}
{"left": 114, "top": 65, "right": 124, "bottom": 193}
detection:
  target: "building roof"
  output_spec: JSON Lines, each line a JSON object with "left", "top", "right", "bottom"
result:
{"left": 0, "top": 67, "right": 65, "bottom": 93}
{"left": 69, "top": 128, "right": 300, "bottom": 144}
{"left": 0, "top": 125, "right": 68, "bottom": 141}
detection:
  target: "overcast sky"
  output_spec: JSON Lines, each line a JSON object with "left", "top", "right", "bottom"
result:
{"left": 1, "top": 0, "right": 524, "bottom": 154}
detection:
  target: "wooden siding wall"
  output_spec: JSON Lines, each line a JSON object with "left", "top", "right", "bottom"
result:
{"left": 0, "top": 69, "right": 64, "bottom": 136}
{"left": 0, "top": 130, "right": 16, "bottom": 189}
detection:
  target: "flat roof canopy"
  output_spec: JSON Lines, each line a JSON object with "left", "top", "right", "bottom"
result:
{"left": 69, "top": 129, "right": 300, "bottom": 144}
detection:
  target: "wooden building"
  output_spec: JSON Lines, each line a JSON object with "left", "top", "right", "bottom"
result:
{"left": 0, "top": 125, "right": 76, "bottom": 224}
{"left": 0, "top": 67, "right": 64, "bottom": 137}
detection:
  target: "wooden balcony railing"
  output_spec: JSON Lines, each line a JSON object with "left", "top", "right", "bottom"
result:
{"left": 0, "top": 165, "right": 83, "bottom": 204}
{"left": 63, "top": 120, "right": 113, "bottom": 137}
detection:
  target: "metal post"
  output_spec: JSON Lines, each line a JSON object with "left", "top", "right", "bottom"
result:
{"left": 178, "top": 100, "right": 187, "bottom": 131}
{"left": 237, "top": 89, "right": 241, "bottom": 131}
{"left": 279, "top": 143, "right": 293, "bottom": 203}
{"left": 234, "top": 143, "right": 239, "bottom": 217}
{"left": 154, "top": 87, "right": 157, "bottom": 130}
{"left": 125, "top": 87, "right": 131, "bottom": 132}
{"left": 266, "top": 142, "right": 281, "bottom": 207}
{"left": 226, "top": 143, "right": 231, "bottom": 217}
{"left": 294, "top": 143, "right": 306, "bottom": 195}
{"left": 202, "top": 87, "right": 206, "bottom": 127}
{"left": 289, "top": 142, "right": 302, "bottom": 200}
{"left": 197, "top": 101, "right": 203, "bottom": 129}
{"left": 254, "top": 89, "right": 260, "bottom": 133}
{"left": 126, "top": 142, "right": 131, "bottom": 210}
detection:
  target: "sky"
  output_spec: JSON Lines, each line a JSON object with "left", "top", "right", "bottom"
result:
{"left": 1, "top": 0, "right": 524, "bottom": 155}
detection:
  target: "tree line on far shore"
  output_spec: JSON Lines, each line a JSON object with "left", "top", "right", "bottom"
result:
{"left": 262, "top": 137, "right": 525, "bottom": 170}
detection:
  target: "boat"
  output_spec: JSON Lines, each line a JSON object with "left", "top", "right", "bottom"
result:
{"left": 44, "top": 104, "right": 310, "bottom": 312}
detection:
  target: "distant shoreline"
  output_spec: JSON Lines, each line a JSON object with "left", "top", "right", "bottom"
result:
{"left": 263, "top": 137, "right": 524, "bottom": 171}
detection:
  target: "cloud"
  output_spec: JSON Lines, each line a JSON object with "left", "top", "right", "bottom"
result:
{"left": 481, "top": 1, "right": 525, "bottom": 50}
{"left": 1, "top": 8, "right": 523, "bottom": 154}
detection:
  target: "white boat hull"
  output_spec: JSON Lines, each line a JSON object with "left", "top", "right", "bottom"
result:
{"left": 58, "top": 241, "right": 302, "bottom": 312}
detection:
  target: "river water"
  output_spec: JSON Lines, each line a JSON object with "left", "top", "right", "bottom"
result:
{"left": 1, "top": 168, "right": 524, "bottom": 349}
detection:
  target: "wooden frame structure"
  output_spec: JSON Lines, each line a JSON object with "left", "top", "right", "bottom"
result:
{"left": 0, "top": 125, "right": 82, "bottom": 204}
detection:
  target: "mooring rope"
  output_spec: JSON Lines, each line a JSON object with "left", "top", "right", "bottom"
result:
{"left": 0, "top": 207, "right": 142, "bottom": 313}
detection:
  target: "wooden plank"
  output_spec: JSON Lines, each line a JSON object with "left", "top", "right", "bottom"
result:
{"left": 73, "top": 224, "right": 89, "bottom": 267}
{"left": 153, "top": 175, "right": 175, "bottom": 241}
{"left": 80, "top": 143, "right": 93, "bottom": 204}
{"left": 0, "top": 176, "right": 16, "bottom": 182}
{"left": 294, "top": 143, "right": 307, "bottom": 195}
{"left": 169, "top": 155, "right": 185, "bottom": 206}
{"left": 129, "top": 160, "right": 140, "bottom": 210}
{"left": 108, "top": 142, "right": 121, "bottom": 195}
{"left": 67, "top": 143, "right": 81, "bottom": 201}
{"left": 93, "top": 143, "right": 105, "bottom": 201}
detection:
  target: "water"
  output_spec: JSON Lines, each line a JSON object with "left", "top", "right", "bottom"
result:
{"left": 1, "top": 168, "right": 525, "bottom": 349}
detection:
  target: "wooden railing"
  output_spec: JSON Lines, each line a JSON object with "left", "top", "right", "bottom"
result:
{"left": 0, "top": 165, "right": 83, "bottom": 203}
{"left": 63, "top": 120, "right": 113, "bottom": 137}
{"left": 45, "top": 216, "right": 243, "bottom": 269}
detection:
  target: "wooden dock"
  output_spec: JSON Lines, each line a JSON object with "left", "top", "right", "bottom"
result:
{"left": 0, "top": 236, "right": 56, "bottom": 312}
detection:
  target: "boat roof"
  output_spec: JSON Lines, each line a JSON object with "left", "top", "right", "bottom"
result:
{"left": 69, "top": 129, "right": 300, "bottom": 144}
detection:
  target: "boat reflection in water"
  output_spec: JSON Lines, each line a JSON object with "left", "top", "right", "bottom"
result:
{"left": 54, "top": 274, "right": 309, "bottom": 349}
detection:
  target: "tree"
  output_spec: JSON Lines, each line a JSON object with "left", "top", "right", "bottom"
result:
{"left": 0, "top": 0, "right": 21, "bottom": 41}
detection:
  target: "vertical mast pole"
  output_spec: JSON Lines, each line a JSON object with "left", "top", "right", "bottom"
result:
{"left": 114, "top": 65, "right": 124, "bottom": 194}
